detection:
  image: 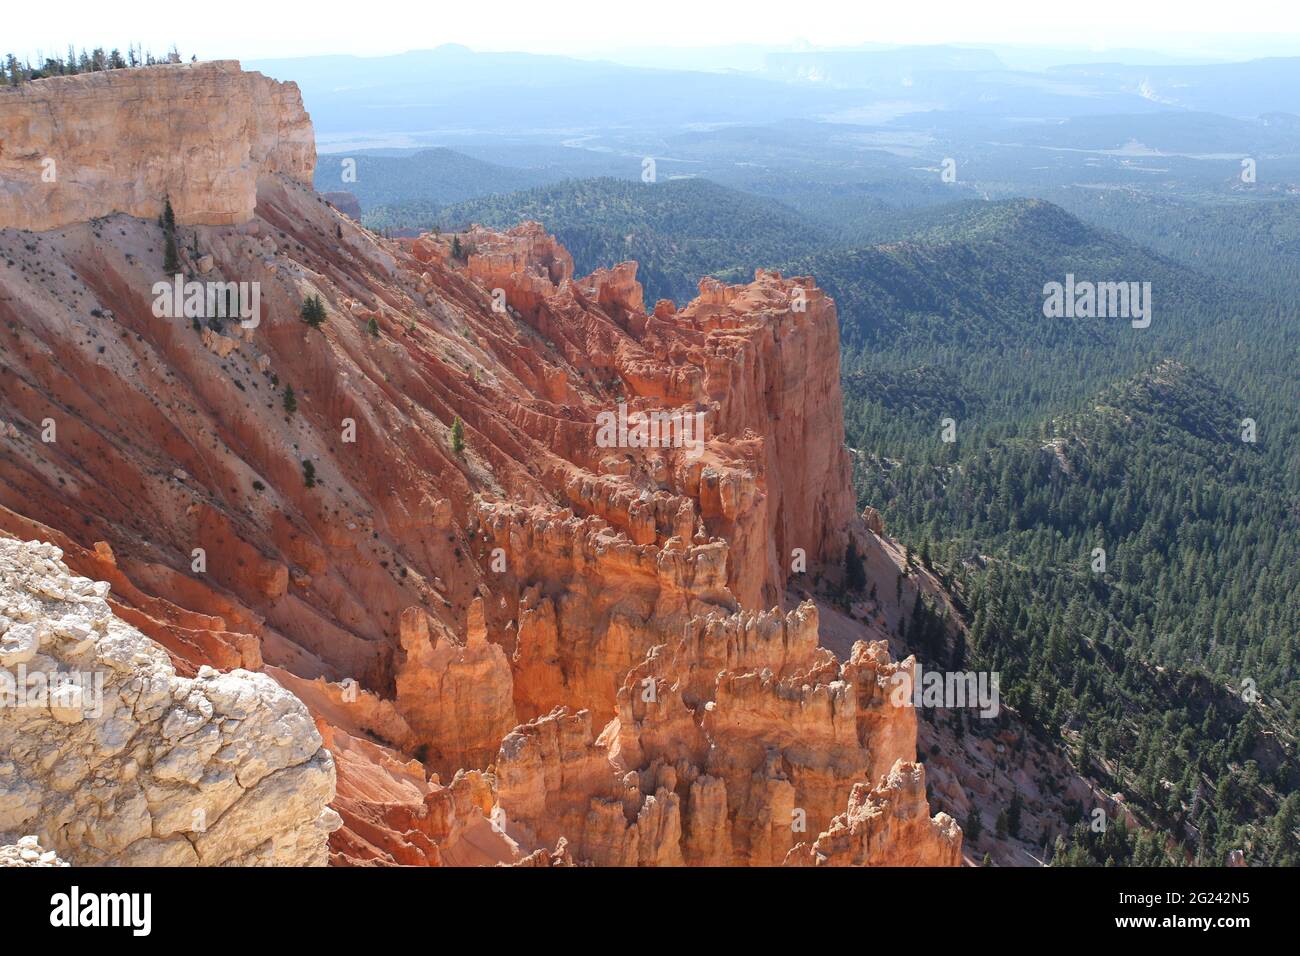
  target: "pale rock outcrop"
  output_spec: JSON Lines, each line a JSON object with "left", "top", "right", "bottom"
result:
{"left": 0, "top": 835, "right": 66, "bottom": 866}
{"left": 861, "top": 506, "right": 884, "bottom": 536}
{"left": 0, "top": 537, "right": 340, "bottom": 865}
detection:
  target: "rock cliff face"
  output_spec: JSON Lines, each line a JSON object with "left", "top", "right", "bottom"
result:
{"left": 0, "top": 61, "right": 313, "bottom": 231}
{"left": 492, "top": 610, "right": 960, "bottom": 867}
{"left": 0, "top": 536, "right": 339, "bottom": 865}
{"left": 0, "top": 63, "right": 959, "bottom": 866}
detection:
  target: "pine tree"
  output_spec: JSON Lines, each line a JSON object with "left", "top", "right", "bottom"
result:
{"left": 161, "top": 196, "right": 180, "bottom": 274}
{"left": 965, "top": 807, "right": 983, "bottom": 843}
{"left": 1008, "top": 790, "right": 1023, "bottom": 838}
{"left": 451, "top": 416, "right": 465, "bottom": 457}
{"left": 844, "top": 539, "right": 867, "bottom": 592}
{"left": 301, "top": 460, "right": 316, "bottom": 488}
{"left": 366, "top": 317, "right": 379, "bottom": 338}
{"left": 301, "top": 294, "right": 325, "bottom": 329}
{"left": 163, "top": 232, "right": 180, "bottom": 275}
{"left": 283, "top": 385, "right": 297, "bottom": 415}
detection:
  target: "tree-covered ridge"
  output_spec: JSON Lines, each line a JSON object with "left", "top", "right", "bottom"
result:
{"left": 369, "top": 176, "right": 831, "bottom": 305}
{"left": 3, "top": 45, "right": 191, "bottom": 84}
{"left": 1041, "top": 189, "right": 1300, "bottom": 302}
{"left": 779, "top": 198, "right": 1230, "bottom": 352}
{"left": 854, "top": 358, "right": 1298, "bottom": 866}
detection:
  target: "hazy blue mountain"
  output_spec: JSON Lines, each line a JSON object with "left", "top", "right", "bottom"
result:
{"left": 313, "top": 148, "right": 564, "bottom": 209}
{"left": 1047, "top": 57, "right": 1300, "bottom": 117}
{"left": 247, "top": 45, "right": 862, "bottom": 140}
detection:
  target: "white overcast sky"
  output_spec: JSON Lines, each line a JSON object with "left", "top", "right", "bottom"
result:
{"left": 4, "top": 0, "right": 1299, "bottom": 61}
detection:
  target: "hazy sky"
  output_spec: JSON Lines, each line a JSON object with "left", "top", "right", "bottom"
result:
{"left": 5, "top": 0, "right": 1299, "bottom": 62}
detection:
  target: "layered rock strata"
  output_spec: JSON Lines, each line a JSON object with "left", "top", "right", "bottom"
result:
{"left": 0, "top": 60, "right": 314, "bottom": 231}
{"left": 0, "top": 62, "right": 959, "bottom": 866}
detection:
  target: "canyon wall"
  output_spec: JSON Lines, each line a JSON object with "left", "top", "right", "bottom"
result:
{"left": 0, "top": 63, "right": 960, "bottom": 866}
{"left": 0, "top": 60, "right": 314, "bottom": 231}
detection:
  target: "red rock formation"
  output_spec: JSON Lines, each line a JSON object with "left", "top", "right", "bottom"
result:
{"left": 0, "top": 62, "right": 960, "bottom": 867}
{"left": 785, "top": 761, "right": 962, "bottom": 867}
{"left": 394, "top": 603, "right": 516, "bottom": 777}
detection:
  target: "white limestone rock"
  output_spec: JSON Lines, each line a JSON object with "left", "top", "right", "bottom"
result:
{"left": 0, "top": 536, "right": 339, "bottom": 865}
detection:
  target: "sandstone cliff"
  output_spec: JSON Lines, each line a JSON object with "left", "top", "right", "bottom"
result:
{"left": 0, "top": 63, "right": 960, "bottom": 866}
{"left": 0, "top": 60, "right": 313, "bottom": 231}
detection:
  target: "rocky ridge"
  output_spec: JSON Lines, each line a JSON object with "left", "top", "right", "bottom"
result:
{"left": 0, "top": 62, "right": 960, "bottom": 866}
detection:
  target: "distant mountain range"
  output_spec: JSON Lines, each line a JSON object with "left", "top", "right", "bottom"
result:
{"left": 249, "top": 45, "right": 1300, "bottom": 151}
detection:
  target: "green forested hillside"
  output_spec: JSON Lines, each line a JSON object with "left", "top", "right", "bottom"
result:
{"left": 787, "top": 199, "right": 1229, "bottom": 350}
{"left": 775, "top": 199, "right": 1256, "bottom": 450}
{"left": 828, "top": 200, "right": 1300, "bottom": 866}
{"left": 370, "top": 176, "right": 832, "bottom": 304}
{"left": 1042, "top": 190, "right": 1300, "bottom": 301}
